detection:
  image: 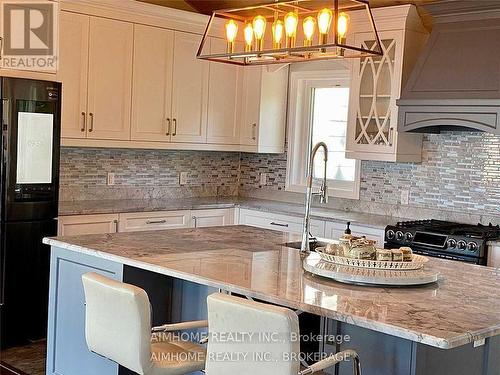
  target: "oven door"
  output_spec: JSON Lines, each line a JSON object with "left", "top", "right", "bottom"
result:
{"left": 411, "top": 247, "right": 483, "bottom": 265}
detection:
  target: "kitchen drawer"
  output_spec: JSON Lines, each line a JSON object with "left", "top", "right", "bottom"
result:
{"left": 191, "top": 208, "right": 235, "bottom": 228}
{"left": 118, "top": 211, "right": 190, "bottom": 232}
{"left": 58, "top": 214, "right": 119, "bottom": 236}
{"left": 238, "top": 209, "right": 325, "bottom": 237}
{"left": 324, "top": 220, "right": 385, "bottom": 247}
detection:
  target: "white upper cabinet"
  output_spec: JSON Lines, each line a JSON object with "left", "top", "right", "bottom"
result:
{"left": 59, "top": 12, "right": 133, "bottom": 142}
{"left": 240, "top": 65, "right": 288, "bottom": 153}
{"left": 345, "top": 5, "right": 428, "bottom": 162}
{"left": 131, "top": 24, "right": 174, "bottom": 142}
{"left": 171, "top": 32, "right": 209, "bottom": 143}
{"left": 87, "top": 17, "right": 133, "bottom": 140}
{"left": 207, "top": 38, "right": 243, "bottom": 145}
{"left": 58, "top": 11, "right": 89, "bottom": 138}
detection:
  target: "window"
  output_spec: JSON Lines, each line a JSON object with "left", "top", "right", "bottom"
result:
{"left": 286, "top": 69, "right": 360, "bottom": 199}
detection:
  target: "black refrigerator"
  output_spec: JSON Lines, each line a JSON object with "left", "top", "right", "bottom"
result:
{"left": 0, "top": 77, "right": 61, "bottom": 349}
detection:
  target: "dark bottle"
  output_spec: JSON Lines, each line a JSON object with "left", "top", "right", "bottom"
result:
{"left": 345, "top": 222, "right": 351, "bottom": 235}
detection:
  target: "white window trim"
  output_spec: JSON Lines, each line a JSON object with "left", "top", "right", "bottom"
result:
{"left": 286, "top": 69, "right": 361, "bottom": 200}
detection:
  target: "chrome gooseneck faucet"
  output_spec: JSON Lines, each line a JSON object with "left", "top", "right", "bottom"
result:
{"left": 301, "top": 142, "right": 329, "bottom": 253}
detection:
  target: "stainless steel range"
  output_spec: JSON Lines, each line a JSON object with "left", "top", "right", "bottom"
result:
{"left": 384, "top": 220, "right": 500, "bottom": 265}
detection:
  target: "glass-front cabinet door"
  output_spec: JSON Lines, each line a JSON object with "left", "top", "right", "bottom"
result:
{"left": 346, "top": 30, "right": 402, "bottom": 158}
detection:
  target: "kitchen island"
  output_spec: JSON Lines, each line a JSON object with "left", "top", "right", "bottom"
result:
{"left": 43, "top": 225, "right": 500, "bottom": 375}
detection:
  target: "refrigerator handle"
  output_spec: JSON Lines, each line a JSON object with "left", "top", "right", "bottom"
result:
{"left": 2, "top": 99, "right": 9, "bottom": 162}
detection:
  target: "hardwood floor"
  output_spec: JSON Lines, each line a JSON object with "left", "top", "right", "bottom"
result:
{"left": 0, "top": 342, "right": 46, "bottom": 375}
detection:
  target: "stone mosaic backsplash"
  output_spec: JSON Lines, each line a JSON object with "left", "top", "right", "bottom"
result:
{"left": 59, "top": 148, "right": 240, "bottom": 201}
{"left": 239, "top": 132, "right": 500, "bottom": 218}
{"left": 60, "top": 132, "right": 500, "bottom": 220}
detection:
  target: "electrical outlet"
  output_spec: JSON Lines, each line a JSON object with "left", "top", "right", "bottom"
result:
{"left": 260, "top": 173, "right": 267, "bottom": 186}
{"left": 179, "top": 172, "right": 188, "bottom": 185}
{"left": 401, "top": 189, "right": 410, "bottom": 205}
{"left": 107, "top": 172, "right": 115, "bottom": 186}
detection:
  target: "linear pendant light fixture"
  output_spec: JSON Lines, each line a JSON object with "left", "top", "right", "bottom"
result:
{"left": 196, "top": 0, "right": 383, "bottom": 65}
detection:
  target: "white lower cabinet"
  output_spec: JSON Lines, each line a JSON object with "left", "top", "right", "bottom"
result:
{"left": 238, "top": 209, "right": 325, "bottom": 238}
{"left": 58, "top": 208, "right": 235, "bottom": 236}
{"left": 191, "top": 208, "right": 234, "bottom": 228}
{"left": 117, "top": 210, "right": 191, "bottom": 232}
{"left": 57, "top": 214, "right": 119, "bottom": 236}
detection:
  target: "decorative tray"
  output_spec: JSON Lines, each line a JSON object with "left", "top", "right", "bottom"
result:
{"left": 316, "top": 247, "right": 429, "bottom": 271}
{"left": 303, "top": 253, "right": 439, "bottom": 287}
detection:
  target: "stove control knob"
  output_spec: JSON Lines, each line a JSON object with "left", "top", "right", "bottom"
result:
{"left": 386, "top": 230, "right": 395, "bottom": 240}
{"left": 446, "top": 239, "right": 457, "bottom": 248}
{"left": 467, "top": 242, "right": 478, "bottom": 252}
{"left": 405, "top": 232, "right": 413, "bottom": 241}
{"left": 396, "top": 231, "right": 404, "bottom": 241}
{"left": 457, "top": 240, "right": 467, "bottom": 250}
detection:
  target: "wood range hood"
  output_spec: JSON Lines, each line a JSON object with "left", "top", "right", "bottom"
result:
{"left": 396, "top": 1, "right": 500, "bottom": 134}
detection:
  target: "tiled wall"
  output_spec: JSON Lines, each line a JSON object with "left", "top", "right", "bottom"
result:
{"left": 60, "top": 132, "right": 500, "bottom": 218}
{"left": 59, "top": 148, "right": 240, "bottom": 200}
{"left": 239, "top": 132, "right": 500, "bottom": 217}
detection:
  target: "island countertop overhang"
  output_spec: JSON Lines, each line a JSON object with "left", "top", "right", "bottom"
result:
{"left": 43, "top": 225, "right": 500, "bottom": 350}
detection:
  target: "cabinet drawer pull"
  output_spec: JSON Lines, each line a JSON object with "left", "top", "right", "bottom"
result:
{"left": 388, "top": 127, "right": 394, "bottom": 146}
{"left": 192, "top": 216, "right": 197, "bottom": 228}
{"left": 252, "top": 123, "right": 257, "bottom": 140}
{"left": 270, "top": 222, "right": 289, "bottom": 228}
{"left": 146, "top": 219, "right": 167, "bottom": 224}
{"left": 113, "top": 219, "right": 118, "bottom": 233}
{"left": 166, "top": 118, "right": 171, "bottom": 136}
{"left": 81, "top": 112, "right": 86, "bottom": 132}
{"left": 89, "top": 113, "right": 94, "bottom": 132}
{"left": 172, "top": 118, "right": 177, "bottom": 136}
{"left": 0, "top": 37, "right": 3, "bottom": 60}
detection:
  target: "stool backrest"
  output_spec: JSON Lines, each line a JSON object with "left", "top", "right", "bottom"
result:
{"left": 82, "top": 273, "right": 152, "bottom": 375}
{"left": 206, "top": 293, "right": 301, "bottom": 375}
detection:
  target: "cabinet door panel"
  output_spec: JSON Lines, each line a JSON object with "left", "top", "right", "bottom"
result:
{"left": 58, "top": 12, "right": 89, "bottom": 139}
{"left": 131, "top": 25, "right": 173, "bottom": 142}
{"left": 58, "top": 214, "right": 119, "bottom": 236}
{"left": 207, "top": 38, "right": 242, "bottom": 145}
{"left": 46, "top": 248, "right": 121, "bottom": 375}
{"left": 171, "top": 32, "right": 209, "bottom": 143}
{"left": 346, "top": 30, "right": 402, "bottom": 155}
{"left": 191, "top": 208, "right": 234, "bottom": 228}
{"left": 240, "top": 66, "right": 261, "bottom": 146}
{"left": 239, "top": 209, "right": 324, "bottom": 237}
{"left": 118, "top": 211, "right": 190, "bottom": 232}
{"left": 87, "top": 17, "right": 133, "bottom": 140}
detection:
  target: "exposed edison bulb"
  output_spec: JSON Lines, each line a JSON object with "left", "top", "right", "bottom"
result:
{"left": 225, "top": 20, "right": 238, "bottom": 53}
{"left": 284, "top": 11, "right": 298, "bottom": 48}
{"left": 317, "top": 8, "right": 333, "bottom": 45}
{"left": 244, "top": 23, "right": 253, "bottom": 52}
{"left": 302, "top": 16, "right": 316, "bottom": 46}
{"left": 337, "top": 12, "right": 349, "bottom": 41}
{"left": 272, "top": 19, "right": 284, "bottom": 48}
{"left": 252, "top": 15, "right": 267, "bottom": 51}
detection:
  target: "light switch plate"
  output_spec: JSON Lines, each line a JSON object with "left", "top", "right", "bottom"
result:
{"left": 401, "top": 190, "right": 409, "bottom": 205}
{"left": 107, "top": 172, "right": 115, "bottom": 186}
{"left": 260, "top": 173, "right": 267, "bottom": 186}
{"left": 179, "top": 172, "right": 188, "bottom": 185}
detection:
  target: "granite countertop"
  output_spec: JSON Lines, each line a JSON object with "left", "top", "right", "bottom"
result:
{"left": 44, "top": 225, "right": 500, "bottom": 350}
{"left": 58, "top": 197, "right": 402, "bottom": 229}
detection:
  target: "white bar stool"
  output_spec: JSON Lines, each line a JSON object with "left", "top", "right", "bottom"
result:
{"left": 206, "top": 293, "right": 361, "bottom": 375}
{"left": 82, "top": 272, "right": 207, "bottom": 375}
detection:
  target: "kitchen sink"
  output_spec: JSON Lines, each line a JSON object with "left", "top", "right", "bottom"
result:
{"left": 283, "top": 240, "right": 329, "bottom": 251}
